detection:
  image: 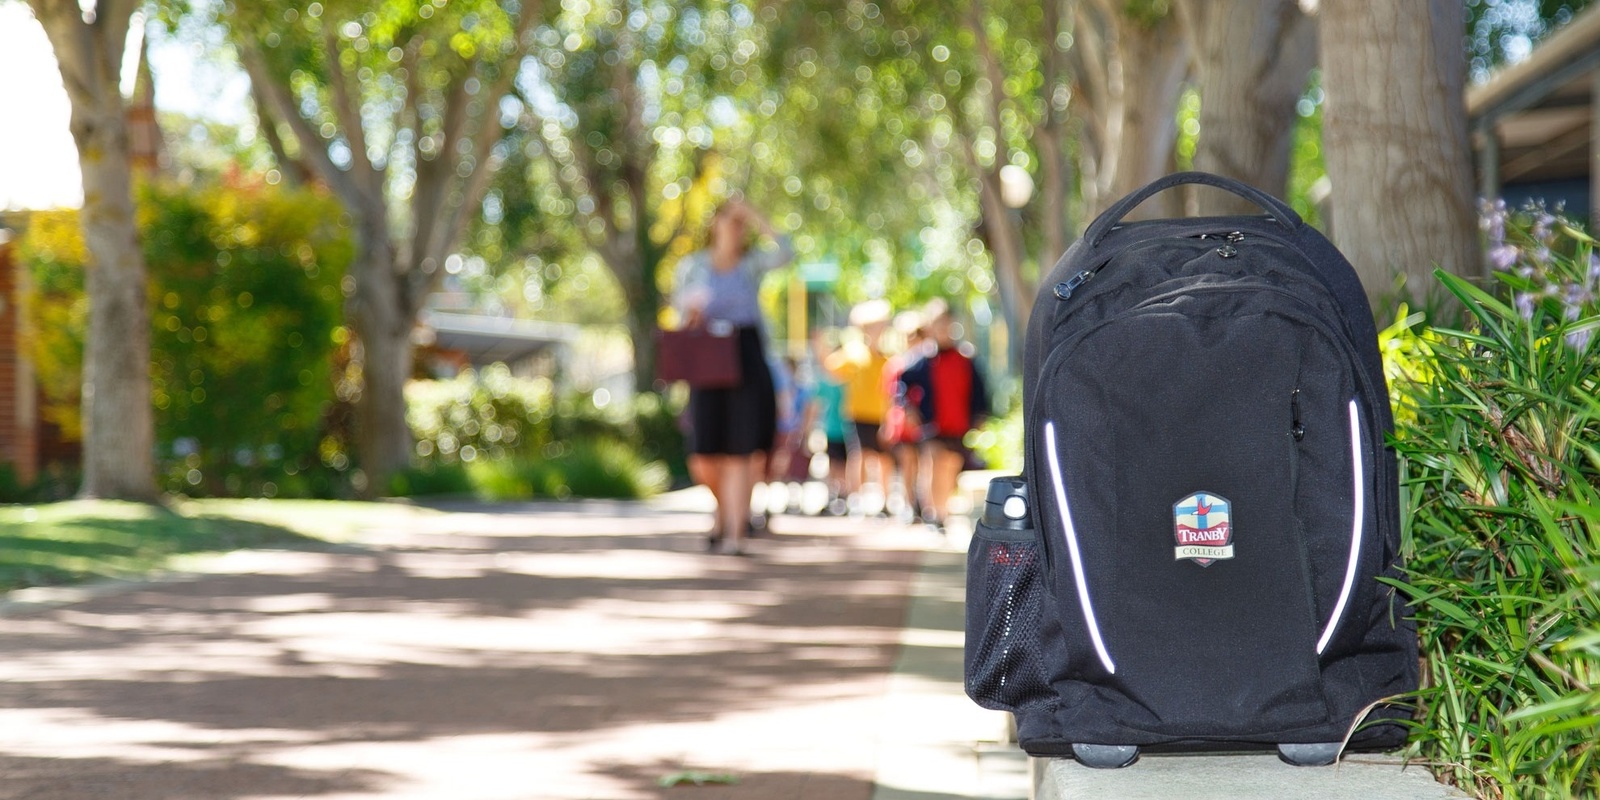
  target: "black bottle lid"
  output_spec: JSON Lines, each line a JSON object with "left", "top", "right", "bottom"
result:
{"left": 981, "top": 475, "right": 1031, "bottom": 530}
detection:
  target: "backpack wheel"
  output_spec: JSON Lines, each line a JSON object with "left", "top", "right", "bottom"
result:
{"left": 1276, "top": 742, "right": 1342, "bottom": 767}
{"left": 1071, "top": 743, "right": 1139, "bottom": 769}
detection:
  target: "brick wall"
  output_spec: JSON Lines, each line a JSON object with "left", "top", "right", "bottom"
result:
{"left": 0, "top": 237, "right": 39, "bottom": 486}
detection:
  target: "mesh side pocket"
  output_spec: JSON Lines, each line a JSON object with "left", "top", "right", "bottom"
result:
{"left": 964, "top": 523, "right": 1054, "bottom": 712}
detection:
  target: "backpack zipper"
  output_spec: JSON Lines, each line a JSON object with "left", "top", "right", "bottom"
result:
{"left": 1052, "top": 231, "right": 1250, "bottom": 304}
{"left": 1052, "top": 270, "right": 1096, "bottom": 300}
{"left": 1290, "top": 388, "right": 1306, "bottom": 442}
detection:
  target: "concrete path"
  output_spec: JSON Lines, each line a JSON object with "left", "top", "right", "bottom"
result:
{"left": 0, "top": 491, "right": 1018, "bottom": 800}
{"left": 871, "top": 545, "right": 1028, "bottom": 800}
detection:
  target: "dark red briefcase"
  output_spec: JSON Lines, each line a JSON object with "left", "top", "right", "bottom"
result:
{"left": 654, "top": 326, "right": 742, "bottom": 389}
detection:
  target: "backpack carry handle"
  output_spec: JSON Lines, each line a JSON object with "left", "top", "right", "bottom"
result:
{"left": 1085, "top": 172, "right": 1303, "bottom": 248}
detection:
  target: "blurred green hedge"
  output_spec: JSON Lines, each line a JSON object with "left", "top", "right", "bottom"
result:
{"left": 18, "top": 178, "right": 353, "bottom": 498}
{"left": 399, "top": 367, "right": 683, "bottom": 500}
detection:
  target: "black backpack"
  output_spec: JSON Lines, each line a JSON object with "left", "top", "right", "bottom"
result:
{"left": 964, "top": 172, "right": 1418, "bottom": 768}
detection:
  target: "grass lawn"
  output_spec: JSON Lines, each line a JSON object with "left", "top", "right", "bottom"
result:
{"left": 0, "top": 499, "right": 440, "bottom": 594}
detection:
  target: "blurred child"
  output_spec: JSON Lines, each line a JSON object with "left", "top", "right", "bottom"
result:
{"left": 818, "top": 300, "right": 894, "bottom": 515}
{"left": 899, "top": 299, "right": 990, "bottom": 531}
{"left": 812, "top": 357, "right": 851, "bottom": 515}
{"left": 764, "top": 355, "right": 817, "bottom": 516}
{"left": 880, "top": 310, "right": 929, "bottom": 523}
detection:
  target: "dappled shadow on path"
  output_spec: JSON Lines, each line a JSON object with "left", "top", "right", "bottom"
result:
{"left": 0, "top": 752, "right": 389, "bottom": 800}
{"left": 0, "top": 505, "right": 927, "bottom": 799}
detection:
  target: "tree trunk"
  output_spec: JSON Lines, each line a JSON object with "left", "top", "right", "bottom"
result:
{"left": 974, "top": 168, "right": 1029, "bottom": 373}
{"left": 628, "top": 176, "right": 663, "bottom": 394}
{"left": 625, "top": 286, "right": 658, "bottom": 393}
{"left": 1319, "top": 0, "right": 1478, "bottom": 309}
{"left": 31, "top": 0, "right": 158, "bottom": 501}
{"left": 600, "top": 239, "right": 660, "bottom": 394}
{"left": 77, "top": 122, "right": 157, "bottom": 501}
{"left": 1038, "top": 0, "right": 1073, "bottom": 265}
{"left": 1074, "top": 2, "right": 1189, "bottom": 219}
{"left": 1178, "top": 0, "right": 1316, "bottom": 213}
{"left": 1107, "top": 16, "right": 1190, "bottom": 217}
{"left": 961, "top": 6, "right": 1045, "bottom": 372}
{"left": 352, "top": 318, "right": 414, "bottom": 494}
{"left": 347, "top": 216, "right": 414, "bottom": 495}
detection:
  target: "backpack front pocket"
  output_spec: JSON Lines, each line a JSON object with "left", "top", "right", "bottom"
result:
{"left": 965, "top": 479, "right": 1054, "bottom": 712}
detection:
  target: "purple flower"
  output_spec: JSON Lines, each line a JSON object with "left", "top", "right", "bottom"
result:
{"left": 1531, "top": 208, "right": 1557, "bottom": 241}
{"left": 1530, "top": 246, "right": 1553, "bottom": 267}
{"left": 1490, "top": 245, "right": 1520, "bottom": 271}
{"left": 1479, "top": 198, "right": 1509, "bottom": 249}
{"left": 1566, "top": 327, "right": 1592, "bottom": 351}
{"left": 1515, "top": 292, "right": 1536, "bottom": 320}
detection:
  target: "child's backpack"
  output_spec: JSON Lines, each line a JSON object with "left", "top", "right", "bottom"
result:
{"left": 964, "top": 172, "right": 1418, "bottom": 769}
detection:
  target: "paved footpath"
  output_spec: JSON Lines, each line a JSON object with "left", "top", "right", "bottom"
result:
{"left": 0, "top": 491, "right": 1021, "bottom": 800}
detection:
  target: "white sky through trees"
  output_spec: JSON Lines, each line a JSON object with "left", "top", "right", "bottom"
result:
{"left": 0, "top": 3, "right": 248, "bottom": 211}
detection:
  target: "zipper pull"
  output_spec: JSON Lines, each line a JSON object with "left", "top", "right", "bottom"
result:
{"left": 1290, "top": 389, "right": 1305, "bottom": 441}
{"left": 1053, "top": 270, "right": 1095, "bottom": 301}
{"left": 1226, "top": 231, "right": 1245, "bottom": 244}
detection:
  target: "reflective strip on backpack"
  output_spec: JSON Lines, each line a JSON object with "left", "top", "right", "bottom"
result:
{"left": 1044, "top": 421, "right": 1117, "bottom": 674}
{"left": 1316, "top": 399, "right": 1366, "bottom": 655}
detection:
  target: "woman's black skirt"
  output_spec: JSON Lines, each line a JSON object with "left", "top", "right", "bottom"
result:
{"left": 687, "top": 326, "right": 776, "bottom": 456}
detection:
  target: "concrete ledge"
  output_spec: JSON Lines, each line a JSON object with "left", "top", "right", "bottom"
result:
{"left": 1033, "top": 752, "right": 1468, "bottom": 800}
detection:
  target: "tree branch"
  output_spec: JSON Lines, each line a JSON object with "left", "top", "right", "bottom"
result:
{"left": 96, "top": 0, "right": 138, "bottom": 68}
{"left": 1038, "top": 0, "right": 1073, "bottom": 259}
{"left": 1069, "top": 2, "right": 1117, "bottom": 203}
{"left": 666, "top": 151, "right": 711, "bottom": 250}
{"left": 966, "top": 6, "right": 1011, "bottom": 169}
{"left": 408, "top": 43, "right": 473, "bottom": 265}
{"left": 578, "top": 139, "right": 623, "bottom": 249}
{"left": 435, "top": 68, "right": 474, "bottom": 172}
{"left": 237, "top": 39, "right": 362, "bottom": 204}
{"left": 518, "top": 103, "right": 607, "bottom": 255}
{"left": 431, "top": 3, "right": 541, "bottom": 274}
{"left": 408, "top": 113, "right": 461, "bottom": 277}
{"left": 324, "top": 25, "right": 381, "bottom": 202}
{"left": 247, "top": 77, "right": 315, "bottom": 186}
{"left": 29, "top": 0, "right": 95, "bottom": 105}
{"left": 396, "top": 34, "right": 428, "bottom": 273}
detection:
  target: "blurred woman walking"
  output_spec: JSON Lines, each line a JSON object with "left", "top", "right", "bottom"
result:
{"left": 672, "top": 199, "right": 794, "bottom": 555}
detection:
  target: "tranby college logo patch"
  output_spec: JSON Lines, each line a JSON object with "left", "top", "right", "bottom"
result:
{"left": 1173, "top": 492, "right": 1233, "bottom": 567}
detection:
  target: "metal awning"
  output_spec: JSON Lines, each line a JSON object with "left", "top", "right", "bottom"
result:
{"left": 417, "top": 311, "right": 578, "bottom": 367}
{"left": 1468, "top": 6, "right": 1600, "bottom": 210}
